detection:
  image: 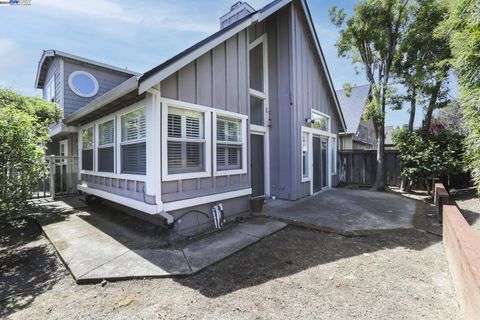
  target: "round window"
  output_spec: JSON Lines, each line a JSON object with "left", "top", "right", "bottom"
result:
{"left": 68, "top": 71, "right": 99, "bottom": 98}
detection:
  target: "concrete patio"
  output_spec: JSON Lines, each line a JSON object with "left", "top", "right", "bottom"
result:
{"left": 35, "top": 198, "right": 286, "bottom": 284}
{"left": 263, "top": 188, "right": 424, "bottom": 235}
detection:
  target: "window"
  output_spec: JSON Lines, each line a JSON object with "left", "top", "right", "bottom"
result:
{"left": 249, "top": 36, "right": 267, "bottom": 128}
{"left": 249, "top": 42, "right": 264, "bottom": 92}
{"left": 167, "top": 107, "right": 205, "bottom": 174}
{"left": 302, "top": 132, "right": 310, "bottom": 179}
{"left": 311, "top": 111, "right": 330, "bottom": 131}
{"left": 68, "top": 71, "right": 99, "bottom": 98}
{"left": 81, "top": 127, "right": 94, "bottom": 171}
{"left": 331, "top": 137, "right": 337, "bottom": 174}
{"left": 216, "top": 116, "right": 243, "bottom": 171}
{"left": 45, "top": 77, "right": 55, "bottom": 103}
{"left": 121, "top": 108, "right": 146, "bottom": 174}
{"left": 97, "top": 119, "right": 115, "bottom": 173}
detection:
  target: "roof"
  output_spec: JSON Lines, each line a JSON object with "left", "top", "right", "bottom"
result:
{"left": 64, "top": 0, "right": 346, "bottom": 130}
{"left": 336, "top": 84, "right": 371, "bottom": 134}
{"left": 35, "top": 50, "right": 140, "bottom": 89}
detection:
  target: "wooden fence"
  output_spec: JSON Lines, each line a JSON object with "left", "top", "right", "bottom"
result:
{"left": 339, "top": 149, "right": 403, "bottom": 187}
{"left": 339, "top": 149, "right": 471, "bottom": 189}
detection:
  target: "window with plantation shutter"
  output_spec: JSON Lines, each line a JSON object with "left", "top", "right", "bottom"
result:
{"left": 216, "top": 116, "right": 243, "bottom": 171}
{"left": 120, "top": 108, "right": 146, "bottom": 174}
{"left": 167, "top": 107, "right": 205, "bottom": 174}
{"left": 98, "top": 119, "right": 115, "bottom": 172}
{"left": 81, "top": 126, "right": 94, "bottom": 171}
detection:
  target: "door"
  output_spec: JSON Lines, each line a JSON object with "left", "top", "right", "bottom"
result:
{"left": 313, "top": 136, "right": 321, "bottom": 193}
{"left": 251, "top": 134, "right": 265, "bottom": 197}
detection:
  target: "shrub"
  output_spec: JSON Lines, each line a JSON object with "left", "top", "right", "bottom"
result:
{"left": 0, "top": 89, "right": 61, "bottom": 222}
{"left": 392, "top": 122, "right": 464, "bottom": 190}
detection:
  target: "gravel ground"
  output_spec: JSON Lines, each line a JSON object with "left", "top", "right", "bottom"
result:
{"left": 1, "top": 216, "right": 459, "bottom": 320}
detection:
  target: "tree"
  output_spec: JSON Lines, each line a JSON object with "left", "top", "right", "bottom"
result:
{"left": 0, "top": 88, "right": 61, "bottom": 222}
{"left": 438, "top": 0, "right": 480, "bottom": 194}
{"left": 392, "top": 0, "right": 451, "bottom": 133}
{"left": 436, "top": 100, "right": 468, "bottom": 136}
{"left": 329, "top": 0, "right": 412, "bottom": 190}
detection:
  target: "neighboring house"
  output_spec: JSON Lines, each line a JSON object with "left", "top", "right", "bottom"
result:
{"left": 384, "top": 125, "right": 396, "bottom": 150}
{"left": 336, "top": 84, "right": 377, "bottom": 150}
{"left": 34, "top": 0, "right": 346, "bottom": 234}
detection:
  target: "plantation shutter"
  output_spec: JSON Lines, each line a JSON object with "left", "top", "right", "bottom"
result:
{"left": 99, "top": 120, "right": 114, "bottom": 146}
{"left": 216, "top": 117, "right": 242, "bottom": 171}
{"left": 167, "top": 107, "right": 205, "bottom": 174}
{"left": 120, "top": 108, "right": 146, "bottom": 175}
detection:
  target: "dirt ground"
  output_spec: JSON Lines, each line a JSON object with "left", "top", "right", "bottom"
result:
{"left": 1, "top": 206, "right": 462, "bottom": 320}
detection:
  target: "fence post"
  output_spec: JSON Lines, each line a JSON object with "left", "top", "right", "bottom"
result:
{"left": 49, "top": 155, "right": 56, "bottom": 200}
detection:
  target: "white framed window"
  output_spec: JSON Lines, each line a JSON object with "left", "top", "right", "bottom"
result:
{"left": 331, "top": 137, "right": 337, "bottom": 175}
{"left": 162, "top": 100, "right": 212, "bottom": 181}
{"left": 311, "top": 110, "right": 330, "bottom": 132}
{"left": 81, "top": 126, "right": 94, "bottom": 172}
{"left": 97, "top": 118, "right": 115, "bottom": 173}
{"left": 120, "top": 107, "right": 146, "bottom": 175}
{"left": 302, "top": 131, "right": 310, "bottom": 180}
{"left": 68, "top": 70, "right": 99, "bottom": 98}
{"left": 214, "top": 113, "right": 248, "bottom": 176}
{"left": 249, "top": 34, "right": 268, "bottom": 127}
{"left": 45, "top": 77, "right": 55, "bottom": 103}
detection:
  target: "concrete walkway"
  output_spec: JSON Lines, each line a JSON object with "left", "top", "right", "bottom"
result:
{"left": 36, "top": 199, "right": 286, "bottom": 284}
{"left": 263, "top": 188, "right": 424, "bottom": 235}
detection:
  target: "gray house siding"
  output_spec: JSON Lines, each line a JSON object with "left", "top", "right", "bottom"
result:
{"left": 160, "top": 29, "right": 250, "bottom": 204}
{"left": 291, "top": 2, "right": 342, "bottom": 199}
{"left": 63, "top": 60, "right": 131, "bottom": 117}
{"left": 42, "top": 58, "right": 62, "bottom": 106}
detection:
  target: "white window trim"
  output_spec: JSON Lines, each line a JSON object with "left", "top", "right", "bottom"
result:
{"left": 301, "top": 130, "right": 312, "bottom": 183}
{"left": 45, "top": 76, "right": 55, "bottom": 103}
{"left": 68, "top": 70, "right": 99, "bottom": 98}
{"left": 95, "top": 115, "right": 116, "bottom": 174}
{"left": 161, "top": 99, "right": 212, "bottom": 181}
{"left": 79, "top": 124, "right": 95, "bottom": 175}
{"left": 311, "top": 109, "right": 331, "bottom": 133}
{"left": 78, "top": 100, "right": 147, "bottom": 182}
{"left": 213, "top": 112, "right": 248, "bottom": 177}
{"left": 330, "top": 137, "right": 337, "bottom": 175}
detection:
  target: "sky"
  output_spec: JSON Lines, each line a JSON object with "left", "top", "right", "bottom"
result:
{"left": 0, "top": 0, "right": 437, "bottom": 127}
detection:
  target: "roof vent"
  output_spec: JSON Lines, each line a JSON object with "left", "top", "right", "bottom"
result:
{"left": 220, "top": 1, "right": 255, "bottom": 29}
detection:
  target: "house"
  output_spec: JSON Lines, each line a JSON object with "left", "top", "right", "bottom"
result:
{"left": 34, "top": 0, "right": 346, "bottom": 234}
{"left": 336, "top": 84, "right": 376, "bottom": 150}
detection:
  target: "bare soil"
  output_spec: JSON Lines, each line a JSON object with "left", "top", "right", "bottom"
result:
{"left": 1, "top": 214, "right": 460, "bottom": 320}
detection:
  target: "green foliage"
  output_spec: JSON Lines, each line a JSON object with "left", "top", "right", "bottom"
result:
{"left": 392, "top": 124, "right": 464, "bottom": 188}
{"left": 0, "top": 88, "right": 61, "bottom": 222}
{"left": 330, "top": 0, "right": 412, "bottom": 189}
{"left": 438, "top": 0, "right": 480, "bottom": 193}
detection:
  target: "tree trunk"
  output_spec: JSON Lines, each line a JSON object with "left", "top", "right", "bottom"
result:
{"left": 372, "top": 82, "right": 387, "bottom": 191}
{"left": 424, "top": 80, "right": 442, "bottom": 130}
{"left": 408, "top": 87, "right": 416, "bottom": 132}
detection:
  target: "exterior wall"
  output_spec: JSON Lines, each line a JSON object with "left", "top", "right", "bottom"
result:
{"left": 290, "top": 2, "right": 342, "bottom": 199}
{"left": 340, "top": 135, "right": 353, "bottom": 150}
{"left": 353, "top": 119, "right": 376, "bottom": 149}
{"left": 42, "top": 58, "right": 62, "bottom": 106}
{"left": 160, "top": 29, "right": 250, "bottom": 205}
{"left": 63, "top": 59, "right": 131, "bottom": 117}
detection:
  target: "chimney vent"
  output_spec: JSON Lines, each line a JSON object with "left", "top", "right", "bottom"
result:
{"left": 220, "top": 1, "right": 255, "bottom": 29}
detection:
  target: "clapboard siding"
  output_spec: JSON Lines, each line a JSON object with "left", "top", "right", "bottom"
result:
{"left": 291, "top": 1, "right": 342, "bottom": 199}
{"left": 63, "top": 60, "right": 131, "bottom": 117}
{"left": 159, "top": 30, "right": 250, "bottom": 202}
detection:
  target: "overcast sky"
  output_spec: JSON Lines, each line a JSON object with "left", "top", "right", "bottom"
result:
{"left": 0, "top": 0, "right": 437, "bottom": 127}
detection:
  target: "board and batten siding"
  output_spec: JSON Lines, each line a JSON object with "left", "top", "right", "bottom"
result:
{"left": 63, "top": 60, "right": 131, "bottom": 117}
{"left": 43, "top": 58, "right": 62, "bottom": 106}
{"left": 291, "top": 1, "right": 343, "bottom": 199}
{"left": 160, "top": 30, "right": 250, "bottom": 203}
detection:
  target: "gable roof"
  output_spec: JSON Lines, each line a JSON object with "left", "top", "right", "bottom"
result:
{"left": 64, "top": 0, "right": 346, "bottom": 130}
{"left": 336, "top": 84, "right": 371, "bottom": 134}
{"left": 35, "top": 50, "right": 140, "bottom": 89}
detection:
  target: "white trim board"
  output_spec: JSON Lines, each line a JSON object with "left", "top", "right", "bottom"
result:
{"left": 162, "top": 188, "right": 252, "bottom": 211}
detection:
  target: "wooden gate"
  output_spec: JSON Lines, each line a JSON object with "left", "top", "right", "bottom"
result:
{"left": 30, "top": 156, "right": 79, "bottom": 199}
